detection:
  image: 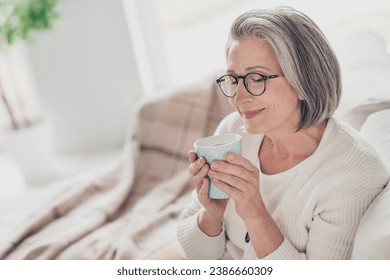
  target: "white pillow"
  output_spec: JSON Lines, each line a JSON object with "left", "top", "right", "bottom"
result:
{"left": 360, "top": 109, "right": 390, "bottom": 170}
{"left": 351, "top": 184, "right": 390, "bottom": 259}
{"left": 333, "top": 31, "right": 390, "bottom": 130}
{"left": 351, "top": 109, "right": 390, "bottom": 259}
{"left": 341, "top": 100, "right": 390, "bottom": 132}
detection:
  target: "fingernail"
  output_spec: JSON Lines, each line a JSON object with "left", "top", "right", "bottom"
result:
{"left": 197, "top": 158, "right": 203, "bottom": 165}
{"left": 228, "top": 153, "right": 235, "bottom": 160}
{"left": 211, "top": 162, "right": 218, "bottom": 169}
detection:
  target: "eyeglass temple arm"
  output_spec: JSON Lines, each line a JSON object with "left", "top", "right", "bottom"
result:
{"left": 267, "top": 74, "right": 284, "bottom": 80}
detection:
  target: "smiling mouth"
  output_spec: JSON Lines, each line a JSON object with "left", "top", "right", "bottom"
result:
{"left": 242, "top": 109, "right": 265, "bottom": 119}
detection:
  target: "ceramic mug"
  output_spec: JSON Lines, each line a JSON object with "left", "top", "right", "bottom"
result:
{"left": 194, "top": 134, "right": 242, "bottom": 199}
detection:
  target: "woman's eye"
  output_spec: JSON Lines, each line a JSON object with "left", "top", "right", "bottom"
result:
{"left": 251, "top": 77, "right": 263, "bottom": 83}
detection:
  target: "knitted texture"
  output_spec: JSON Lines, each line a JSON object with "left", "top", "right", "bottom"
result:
{"left": 177, "top": 112, "right": 389, "bottom": 260}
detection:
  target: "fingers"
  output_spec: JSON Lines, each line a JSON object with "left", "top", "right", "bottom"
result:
{"left": 226, "top": 152, "right": 258, "bottom": 172}
{"left": 193, "top": 163, "right": 209, "bottom": 187}
{"left": 212, "top": 177, "right": 240, "bottom": 198}
{"left": 209, "top": 161, "right": 253, "bottom": 183}
{"left": 209, "top": 170, "right": 248, "bottom": 193}
{"left": 198, "top": 178, "right": 210, "bottom": 199}
{"left": 188, "top": 150, "right": 210, "bottom": 190}
{"left": 188, "top": 150, "right": 197, "bottom": 164}
{"left": 188, "top": 150, "right": 207, "bottom": 175}
{"left": 209, "top": 160, "right": 257, "bottom": 187}
{"left": 208, "top": 153, "right": 259, "bottom": 193}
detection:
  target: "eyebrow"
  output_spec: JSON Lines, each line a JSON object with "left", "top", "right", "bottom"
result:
{"left": 227, "top": 65, "right": 271, "bottom": 73}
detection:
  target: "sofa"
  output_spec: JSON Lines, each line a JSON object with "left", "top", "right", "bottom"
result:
{"left": 0, "top": 31, "right": 389, "bottom": 259}
{"left": 332, "top": 31, "right": 390, "bottom": 259}
{"left": 351, "top": 109, "right": 390, "bottom": 259}
{"left": 0, "top": 76, "right": 234, "bottom": 259}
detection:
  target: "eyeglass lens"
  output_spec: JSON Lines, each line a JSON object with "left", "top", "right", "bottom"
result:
{"left": 219, "top": 73, "right": 265, "bottom": 96}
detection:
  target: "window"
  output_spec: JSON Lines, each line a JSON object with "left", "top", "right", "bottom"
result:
{"left": 123, "top": 0, "right": 390, "bottom": 97}
{"left": 152, "top": 0, "right": 257, "bottom": 89}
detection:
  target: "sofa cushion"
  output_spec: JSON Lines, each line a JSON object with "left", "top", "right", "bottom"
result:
{"left": 350, "top": 109, "right": 390, "bottom": 259}
{"left": 351, "top": 183, "right": 390, "bottom": 259}
{"left": 360, "top": 109, "right": 390, "bottom": 170}
{"left": 333, "top": 31, "right": 390, "bottom": 130}
{"left": 342, "top": 100, "right": 390, "bottom": 132}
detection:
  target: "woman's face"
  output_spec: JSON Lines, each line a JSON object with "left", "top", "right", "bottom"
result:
{"left": 227, "top": 38, "right": 302, "bottom": 135}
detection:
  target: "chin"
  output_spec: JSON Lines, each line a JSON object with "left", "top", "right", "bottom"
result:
{"left": 244, "top": 123, "right": 264, "bottom": 135}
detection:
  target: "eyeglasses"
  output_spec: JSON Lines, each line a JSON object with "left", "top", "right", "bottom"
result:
{"left": 216, "top": 72, "right": 284, "bottom": 98}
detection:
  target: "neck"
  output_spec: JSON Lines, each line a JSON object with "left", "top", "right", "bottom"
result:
{"left": 262, "top": 120, "right": 328, "bottom": 160}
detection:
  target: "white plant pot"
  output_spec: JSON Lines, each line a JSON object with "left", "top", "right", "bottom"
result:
{"left": 0, "top": 153, "right": 26, "bottom": 198}
{"left": 1, "top": 117, "right": 55, "bottom": 187}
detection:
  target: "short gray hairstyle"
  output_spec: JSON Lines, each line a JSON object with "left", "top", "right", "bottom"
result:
{"left": 226, "top": 6, "right": 341, "bottom": 130}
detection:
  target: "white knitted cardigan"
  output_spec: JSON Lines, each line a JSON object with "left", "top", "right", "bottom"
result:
{"left": 177, "top": 112, "right": 389, "bottom": 260}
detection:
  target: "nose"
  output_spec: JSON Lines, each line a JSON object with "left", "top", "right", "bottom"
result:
{"left": 233, "top": 79, "right": 253, "bottom": 106}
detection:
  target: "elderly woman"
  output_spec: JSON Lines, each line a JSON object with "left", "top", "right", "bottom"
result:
{"left": 176, "top": 7, "right": 389, "bottom": 260}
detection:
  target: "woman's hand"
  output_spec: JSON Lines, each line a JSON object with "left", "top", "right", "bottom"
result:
{"left": 207, "top": 152, "right": 265, "bottom": 222}
{"left": 188, "top": 150, "right": 228, "bottom": 219}
{"left": 209, "top": 152, "right": 284, "bottom": 258}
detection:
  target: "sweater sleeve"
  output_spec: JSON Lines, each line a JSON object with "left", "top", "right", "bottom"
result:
{"left": 177, "top": 112, "right": 241, "bottom": 259}
{"left": 177, "top": 192, "right": 227, "bottom": 259}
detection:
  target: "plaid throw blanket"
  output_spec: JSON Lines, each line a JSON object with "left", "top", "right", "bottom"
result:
{"left": 0, "top": 76, "right": 233, "bottom": 259}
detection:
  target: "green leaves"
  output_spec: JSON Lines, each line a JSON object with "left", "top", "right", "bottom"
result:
{"left": 0, "top": 0, "right": 59, "bottom": 47}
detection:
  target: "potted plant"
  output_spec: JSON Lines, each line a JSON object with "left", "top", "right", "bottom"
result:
{"left": 0, "top": 0, "right": 59, "bottom": 130}
{"left": 0, "top": 0, "right": 60, "bottom": 190}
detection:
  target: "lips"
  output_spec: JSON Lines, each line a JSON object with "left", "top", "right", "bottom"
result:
{"left": 242, "top": 109, "right": 264, "bottom": 119}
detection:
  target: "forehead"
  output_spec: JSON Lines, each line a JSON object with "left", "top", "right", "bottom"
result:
{"left": 227, "top": 38, "right": 279, "bottom": 71}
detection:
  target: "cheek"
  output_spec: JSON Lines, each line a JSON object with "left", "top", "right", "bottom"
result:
{"left": 228, "top": 99, "right": 239, "bottom": 111}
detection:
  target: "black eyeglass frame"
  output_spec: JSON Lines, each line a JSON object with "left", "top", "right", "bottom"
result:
{"left": 216, "top": 73, "right": 284, "bottom": 97}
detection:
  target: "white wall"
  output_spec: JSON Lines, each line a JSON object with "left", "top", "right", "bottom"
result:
{"left": 152, "top": 0, "right": 390, "bottom": 90}
{"left": 26, "top": 0, "right": 142, "bottom": 154}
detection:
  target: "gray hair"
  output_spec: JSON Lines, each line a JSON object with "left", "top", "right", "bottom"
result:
{"left": 226, "top": 6, "right": 341, "bottom": 130}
